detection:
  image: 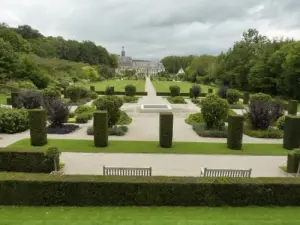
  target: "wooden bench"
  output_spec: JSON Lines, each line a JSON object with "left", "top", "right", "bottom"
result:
{"left": 103, "top": 166, "right": 152, "bottom": 176}
{"left": 200, "top": 168, "right": 252, "bottom": 177}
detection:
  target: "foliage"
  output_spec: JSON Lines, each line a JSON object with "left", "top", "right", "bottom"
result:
{"left": 190, "top": 85, "right": 201, "bottom": 98}
{"left": 226, "top": 89, "right": 241, "bottom": 104}
{"left": 47, "top": 124, "right": 79, "bottom": 134}
{"left": 28, "top": 109, "right": 47, "bottom": 146}
{"left": 283, "top": 115, "right": 300, "bottom": 150}
{"left": 123, "top": 96, "right": 139, "bottom": 103}
{"left": 161, "top": 55, "right": 195, "bottom": 74}
{"left": 44, "top": 99, "right": 70, "bottom": 127}
{"left": 227, "top": 115, "right": 244, "bottom": 150}
{"left": 201, "top": 94, "right": 229, "bottom": 129}
{"left": 42, "top": 88, "right": 61, "bottom": 102}
{"left": 117, "top": 111, "right": 132, "bottom": 125}
{"left": 159, "top": 113, "right": 173, "bottom": 148}
{"left": 192, "top": 123, "right": 228, "bottom": 138}
{"left": 125, "top": 84, "right": 136, "bottom": 96}
{"left": 287, "top": 150, "right": 300, "bottom": 173}
{"left": 167, "top": 96, "right": 186, "bottom": 104}
{"left": 0, "top": 107, "right": 29, "bottom": 133}
{"left": 93, "top": 111, "right": 108, "bottom": 147}
{"left": 244, "top": 126, "right": 283, "bottom": 139}
{"left": 250, "top": 93, "right": 272, "bottom": 103}
{"left": 288, "top": 100, "right": 298, "bottom": 115}
{"left": 82, "top": 66, "right": 100, "bottom": 81}
{"left": 276, "top": 116, "right": 285, "bottom": 130}
{"left": 17, "top": 90, "right": 42, "bottom": 109}
{"left": 218, "top": 85, "right": 228, "bottom": 99}
{"left": 74, "top": 105, "right": 95, "bottom": 115}
{"left": 105, "top": 86, "right": 114, "bottom": 95}
{"left": 169, "top": 85, "right": 180, "bottom": 97}
{"left": 68, "top": 112, "right": 75, "bottom": 118}
{"left": 75, "top": 114, "right": 90, "bottom": 124}
{"left": 271, "top": 99, "right": 284, "bottom": 120}
{"left": 45, "top": 146, "right": 60, "bottom": 171}
{"left": 185, "top": 113, "right": 204, "bottom": 125}
{"left": 87, "top": 91, "right": 98, "bottom": 99}
{"left": 93, "top": 96, "right": 123, "bottom": 127}
{"left": 66, "top": 85, "right": 81, "bottom": 102}
{"left": 18, "top": 80, "right": 37, "bottom": 90}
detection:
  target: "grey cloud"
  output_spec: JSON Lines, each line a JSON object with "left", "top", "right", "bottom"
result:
{"left": 0, "top": 0, "right": 300, "bottom": 59}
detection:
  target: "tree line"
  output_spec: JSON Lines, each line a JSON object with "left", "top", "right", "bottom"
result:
{"left": 162, "top": 29, "right": 300, "bottom": 99}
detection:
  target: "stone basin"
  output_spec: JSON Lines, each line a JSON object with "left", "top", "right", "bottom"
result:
{"left": 140, "top": 104, "right": 172, "bottom": 113}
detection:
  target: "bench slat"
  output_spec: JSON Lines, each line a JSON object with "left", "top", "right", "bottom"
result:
{"left": 200, "top": 168, "right": 252, "bottom": 178}
{"left": 103, "top": 166, "right": 152, "bottom": 176}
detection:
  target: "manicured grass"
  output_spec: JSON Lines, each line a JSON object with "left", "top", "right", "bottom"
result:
{"left": 8, "top": 139, "right": 288, "bottom": 155}
{"left": 0, "top": 93, "right": 8, "bottom": 104}
{"left": 88, "top": 80, "right": 145, "bottom": 92}
{"left": 152, "top": 80, "right": 217, "bottom": 93}
{"left": 0, "top": 206, "right": 299, "bottom": 225}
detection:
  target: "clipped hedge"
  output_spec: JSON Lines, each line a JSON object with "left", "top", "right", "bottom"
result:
{"left": 94, "top": 111, "right": 108, "bottom": 147}
{"left": 288, "top": 100, "right": 298, "bottom": 115}
{"left": 11, "top": 92, "right": 20, "bottom": 108}
{"left": 0, "top": 150, "right": 55, "bottom": 173}
{"left": 90, "top": 86, "right": 95, "bottom": 92}
{"left": 243, "top": 92, "right": 249, "bottom": 105}
{"left": 283, "top": 115, "right": 300, "bottom": 150}
{"left": 125, "top": 84, "right": 136, "bottom": 96}
{"left": 156, "top": 92, "right": 197, "bottom": 97}
{"left": 96, "top": 91, "right": 147, "bottom": 96}
{"left": 29, "top": 109, "right": 47, "bottom": 146}
{"left": 287, "top": 150, "right": 300, "bottom": 173}
{"left": 227, "top": 115, "right": 244, "bottom": 150}
{"left": 159, "top": 112, "right": 173, "bottom": 148}
{"left": 1, "top": 174, "right": 300, "bottom": 206}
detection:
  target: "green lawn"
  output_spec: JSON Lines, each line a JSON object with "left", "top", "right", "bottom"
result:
{"left": 87, "top": 80, "right": 145, "bottom": 92}
{"left": 8, "top": 139, "right": 288, "bottom": 155}
{"left": 0, "top": 206, "right": 299, "bottom": 225}
{"left": 0, "top": 93, "right": 8, "bottom": 104}
{"left": 152, "top": 80, "right": 217, "bottom": 93}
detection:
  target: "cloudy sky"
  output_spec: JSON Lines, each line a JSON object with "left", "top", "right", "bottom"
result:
{"left": 0, "top": 0, "right": 300, "bottom": 60}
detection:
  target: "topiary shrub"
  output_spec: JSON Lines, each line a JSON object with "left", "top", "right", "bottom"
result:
{"left": 208, "top": 88, "right": 213, "bottom": 94}
{"left": 66, "top": 85, "right": 81, "bottom": 102}
{"left": 93, "top": 111, "right": 108, "bottom": 147}
{"left": 0, "top": 108, "right": 29, "bottom": 133}
{"left": 87, "top": 125, "right": 128, "bottom": 136}
{"left": 243, "top": 92, "right": 249, "bottom": 105}
{"left": 190, "top": 85, "right": 201, "bottom": 98}
{"left": 250, "top": 93, "right": 272, "bottom": 103}
{"left": 44, "top": 98, "right": 70, "bottom": 127}
{"left": 125, "top": 84, "right": 136, "bottom": 96}
{"left": 167, "top": 96, "right": 186, "bottom": 104}
{"left": 93, "top": 95, "right": 123, "bottom": 127}
{"left": 283, "top": 115, "right": 300, "bottom": 150}
{"left": 185, "top": 113, "right": 204, "bottom": 125}
{"left": 11, "top": 92, "right": 20, "bottom": 108}
{"left": 227, "top": 115, "right": 244, "bottom": 150}
{"left": 218, "top": 85, "right": 228, "bottom": 99}
{"left": 169, "top": 85, "right": 180, "bottom": 97}
{"left": 159, "top": 112, "right": 173, "bottom": 148}
{"left": 42, "top": 88, "right": 61, "bottom": 102}
{"left": 28, "top": 109, "right": 47, "bottom": 146}
{"left": 276, "top": 116, "right": 285, "bottom": 130}
{"left": 192, "top": 124, "right": 228, "bottom": 138}
{"left": 17, "top": 90, "right": 43, "bottom": 109}
{"left": 105, "top": 86, "right": 114, "bottom": 95}
{"left": 247, "top": 100, "right": 273, "bottom": 130}
{"left": 226, "top": 89, "right": 241, "bottom": 104}
{"left": 87, "top": 91, "right": 98, "bottom": 100}
{"left": 201, "top": 94, "right": 229, "bottom": 129}
{"left": 75, "top": 114, "right": 90, "bottom": 123}
{"left": 288, "top": 100, "right": 298, "bottom": 115}
{"left": 287, "top": 150, "right": 300, "bottom": 173}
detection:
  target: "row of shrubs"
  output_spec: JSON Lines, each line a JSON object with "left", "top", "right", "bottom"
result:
{"left": 93, "top": 84, "right": 147, "bottom": 97}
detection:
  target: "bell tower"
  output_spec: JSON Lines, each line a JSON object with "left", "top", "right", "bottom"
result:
{"left": 121, "top": 46, "right": 125, "bottom": 57}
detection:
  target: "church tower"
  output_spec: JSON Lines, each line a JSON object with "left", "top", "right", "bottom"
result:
{"left": 121, "top": 46, "right": 125, "bottom": 57}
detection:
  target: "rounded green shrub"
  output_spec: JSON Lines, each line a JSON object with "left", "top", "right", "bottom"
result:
{"left": 185, "top": 113, "right": 204, "bottom": 125}
{"left": 169, "top": 85, "right": 180, "bottom": 97}
{"left": 0, "top": 108, "right": 29, "bottom": 133}
{"left": 87, "top": 91, "right": 98, "bottom": 99}
{"left": 276, "top": 116, "right": 285, "bottom": 130}
{"left": 123, "top": 96, "right": 139, "bottom": 103}
{"left": 75, "top": 114, "right": 90, "bottom": 123}
{"left": 226, "top": 89, "right": 241, "bottom": 104}
{"left": 125, "top": 84, "right": 136, "bottom": 96}
{"left": 105, "top": 86, "right": 114, "bottom": 95}
{"left": 28, "top": 109, "right": 47, "bottom": 146}
{"left": 190, "top": 85, "right": 201, "bottom": 98}
{"left": 93, "top": 95, "right": 123, "bottom": 127}
{"left": 42, "top": 88, "right": 61, "bottom": 101}
{"left": 74, "top": 105, "right": 95, "bottom": 115}
{"left": 250, "top": 93, "right": 272, "bottom": 103}
{"left": 243, "top": 92, "right": 249, "bottom": 105}
{"left": 168, "top": 96, "right": 186, "bottom": 104}
{"left": 117, "top": 111, "right": 132, "bottom": 125}
{"left": 18, "top": 80, "right": 37, "bottom": 90}
{"left": 201, "top": 94, "right": 229, "bottom": 129}
{"left": 66, "top": 85, "right": 81, "bottom": 102}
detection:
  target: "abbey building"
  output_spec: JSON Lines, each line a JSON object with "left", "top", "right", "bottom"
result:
{"left": 116, "top": 47, "right": 165, "bottom": 76}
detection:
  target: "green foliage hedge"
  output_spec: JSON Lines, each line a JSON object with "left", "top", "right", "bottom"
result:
{"left": 123, "top": 96, "right": 139, "bottom": 103}
{"left": 169, "top": 85, "right": 180, "bottom": 97}
{"left": 159, "top": 113, "right": 173, "bottom": 148}
{"left": 244, "top": 126, "right": 283, "bottom": 139}
{"left": 2, "top": 174, "right": 300, "bottom": 206}
{"left": 66, "top": 85, "right": 81, "bottom": 102}
{"left": 287, "top": 150, "right": 300, "bottom": 173}
{"left": 283, "top": 115, "right": 300, "bottom": 150}
{"left": 185, "top": 113, "right": 204, "bottom": 125}
{"left": 226, "top": 89, "right": 241, "bottom": 104}
{"left": 192, "top": 124, "right": 228, "bottom": 138}
{"left": 75, "top": 114, "right": 90, "bottom": 124}
{"left": 125, "top": 84, "right": 136, "bottom": 96}
{"left": 28, "top": 109, "right": 47, "bottom": 146}
{"left": 276, "top": 116, "right": 285, "bottom": 130}
{"left": 288, "top": 100, "right": 298, "bottom": 115}
{"left": 11, "top": 92, "right": 20, "bottom": 108}
{"left": 167, "top": 96, "right": 186, "bottom": 104}
{"left": 250, "top": 93, "right": 272, "bottom": 103}
{"left": 93, "top": 111, "right": 108, "bottom": 147}
{"left": 96, "top": 91, "right": 147, "bottom": 96}
{"left": 87, "top": 125, "right": 128, "bottom": 136}
{"left": 117, "top": 111, "right": 132, "bottom": 125}
{"left": 227, "top": 115, "right": 244, "bottom": 150}
{"left": 243, "top": 92, "right": 249, "bottom": 105}
{"left": 0, "top": 108, "right": 29, "bottom": 134}
{"left": 0, "top": 150, "right": 55, "bottom": 173}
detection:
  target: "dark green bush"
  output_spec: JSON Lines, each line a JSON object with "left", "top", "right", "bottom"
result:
{"left": 74, "top": 105, "right": 95, "bottom": 115}
{"left": 66, "top": 85, "right": 81, "bottom": 102}
{"left": 276, "top": 116, "right": 285, "bottom": 130}
{"left": 244, "top": 126, "right": 283, "bottom": 139}
{"left": 287, "top": 150, "right": 300, "bottom": 173}
{"left": 123, "top": 96, "right": 139, "bottom": 103}
{"left": 250, "top": 93, "right": 272, "bottom": 103}
{"left": 283, "top": 115, "right": 300, "bottom": 150}
{"left": 201, "top": 94, "right": 229, "bottom": 129}
{"left": 243, "top": 92, "right": 249, "bottom": 105}
{"left": 208, "top": 88, "right": 213, "bottom": 94}
{"left": 0, "top": 150, "right": 55, "bottom": 173}
{"left": 117, "top": 111, "right": 132, "bottom": 125}
{"left": 169, "top": 85, "right": 180, "bottom": 97}
{"left": 227, "top": 115, "right": 244, "bottom": 150}
{"left": 167, "top": 96, "right": 186, "bottom": 104}
{"left": 29, "top": 109, "right": 47, "bottom": 146}
{"left": 68, "top": 112, "right": 75, "bottom": 118}
{"left": 11, "top": 92, "right": 20, "bottom": 108}
{"left": 93, "top": 111, "right": 108, "bottom": 147}
{"left": 125, "top": 84, "right": 136, "bottom": 96}
{"left": 6, "top": 97, "right": 11, "bottom": 105}
{"left": 17, "top": 90, "right": 43, "bottom": 109}
{"left": 87, "top": 91, "right": 98, "bottom": 100}
{"left": 190, "top": 85, "right": 201, "bottom": 98}
{"left": 75, "top": 114, "right": 90, "bottom": 124}
{"left": 192, "top": 123, "right": 228, "bottom": 138}
{"left": 18, "top": 80, "right": 37, "bottom": 90}
{"left": 288, "top": 100, "right": 298, "bottom": 115}
{"left": 90, "top": 86, "right": 95, "bottom": 92}
{"left": 42, "top": 88, "right": 61, "bottom": 102}
{"left": 226, "top": 89, "right": 241, "bottom": 104}
{"left": 0, "top": 108, "right": 29, "bottom": 133}
{"left": 159, "top": 113, "right": 173, "bottom": 148}
{"left": 105, "top": 86, "right": 114, "bottom": 95}
{"left": 93, "top": 96, "right": 123, "bottom": 127}
{"left": 45, "top": 147, "right": 60, "bottom": 172}
{"left": 44, "top": 99, "right": 70, "bottom": 127}
{"left": 185, "top": 113, "right": 204, "bottom": 125}
{"left": 191, "top": 98, "right": 201, "bottom": 105}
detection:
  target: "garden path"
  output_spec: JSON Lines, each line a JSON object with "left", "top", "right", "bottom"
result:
{"left": 61, "top": 152, "right": 287, "bottom": 177}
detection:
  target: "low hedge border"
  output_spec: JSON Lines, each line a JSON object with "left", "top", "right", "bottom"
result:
{"left": 96, "top": 91, "right": 147, "bottom": 96}
{"left": 1, "top": 173, "right": 300, "bottom": 206}
{"left": 0, "top": 149, "right": 55, "bottom": 173}
{"left": 157, "top": 92, "right": 207, "bottom": 97}
{"left": 244, "top": 126, "right": 283, "bottom": 139}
